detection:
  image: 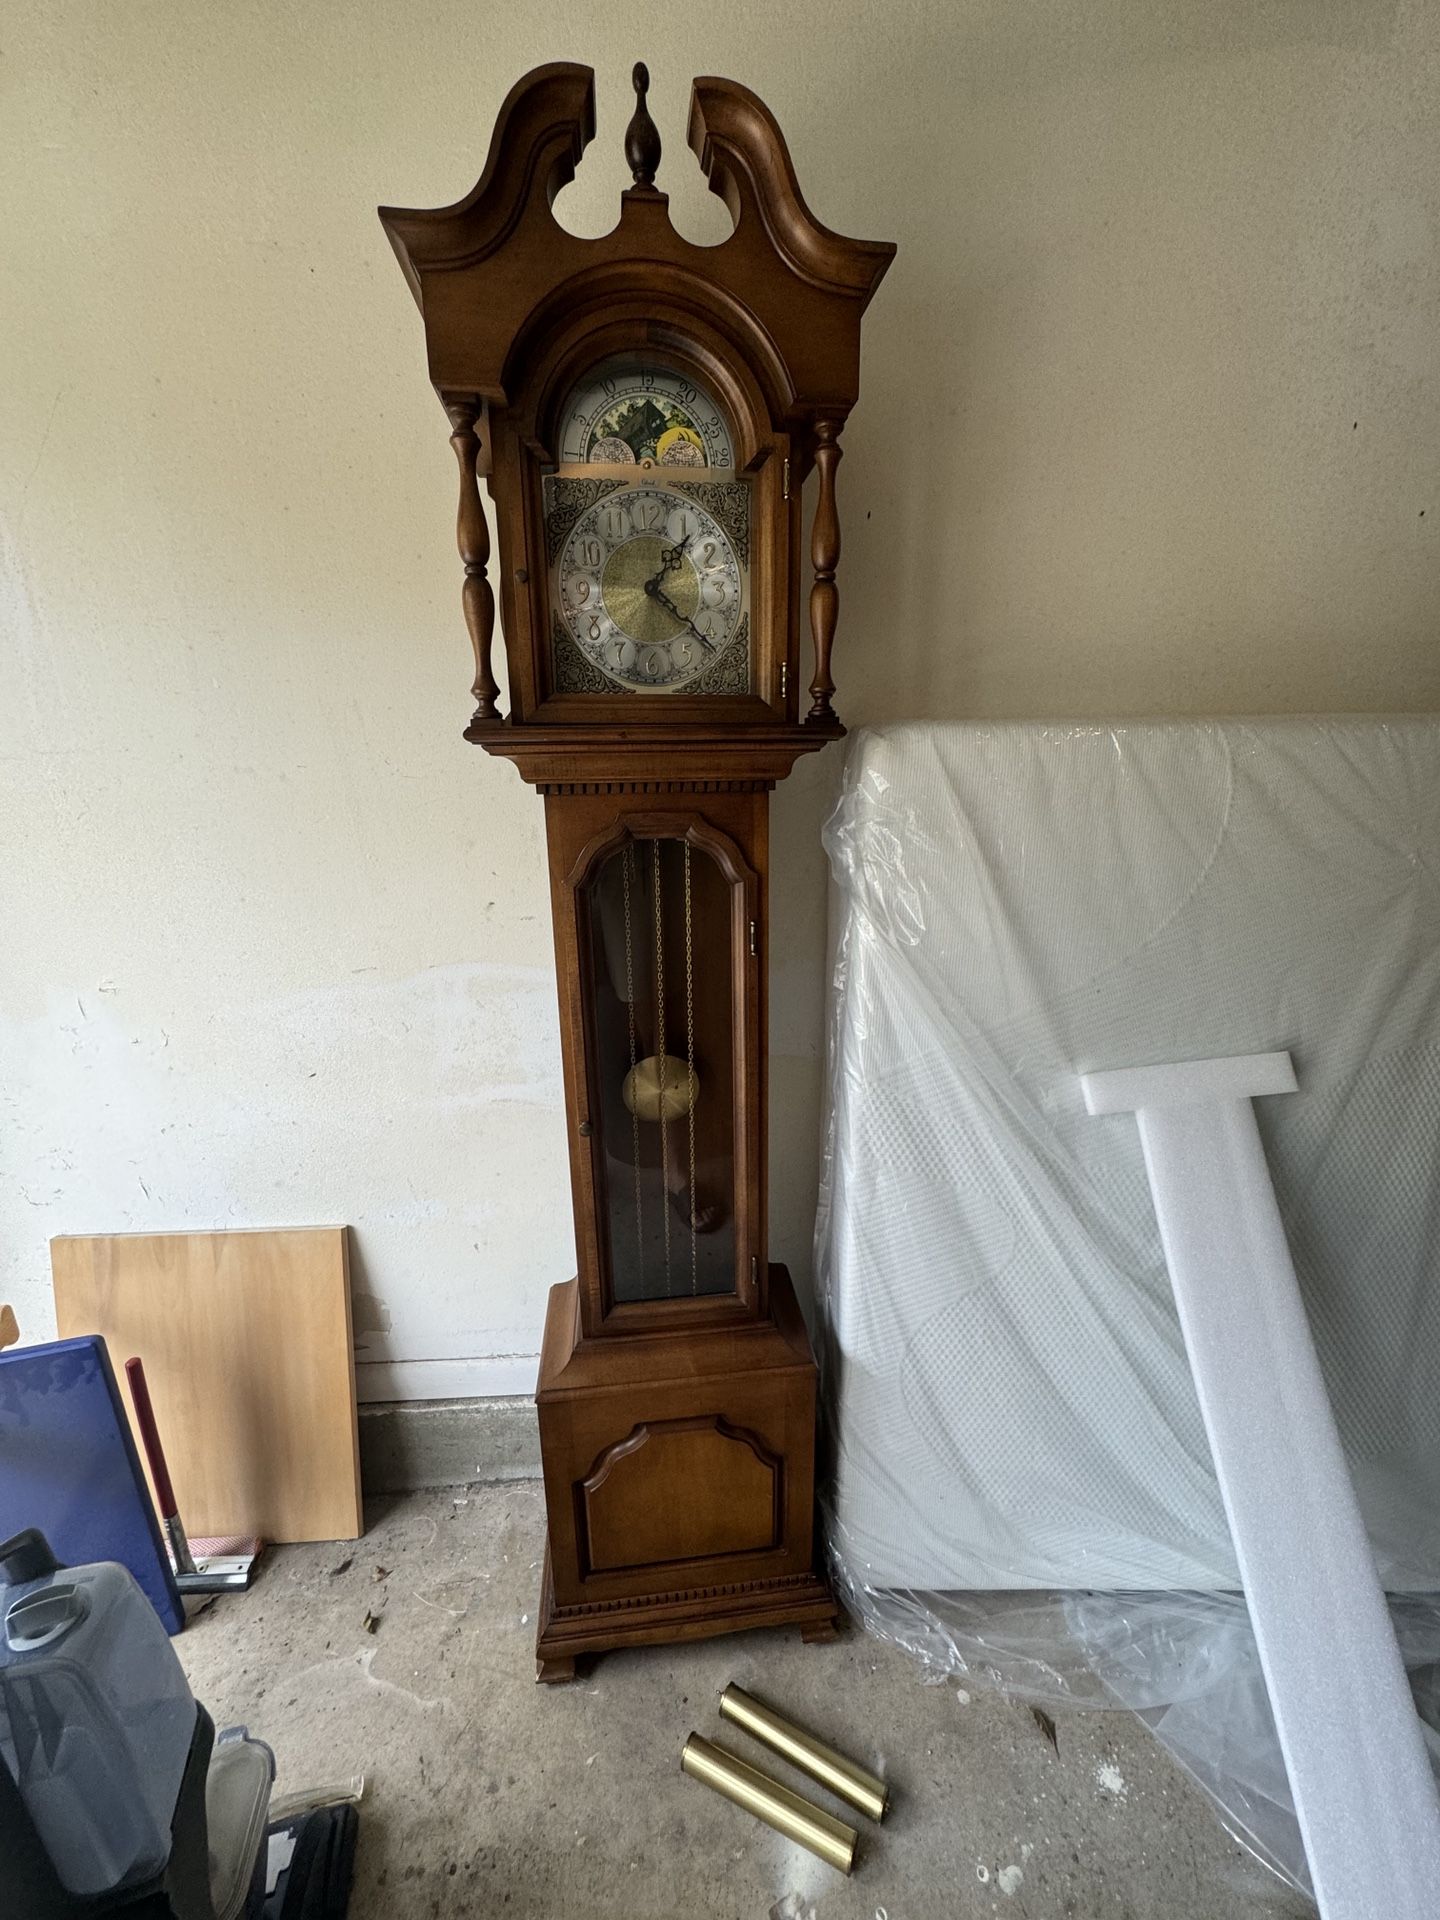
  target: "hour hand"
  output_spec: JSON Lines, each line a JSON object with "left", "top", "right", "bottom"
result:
{"left": 643, "top": 533, "right": 691, "bottom": 595}
{"left": 659, "top": 532, "right": 692, "bottom": 575}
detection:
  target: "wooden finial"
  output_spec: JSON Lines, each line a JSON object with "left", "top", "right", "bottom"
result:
{"left": 625, "top": 62, "right": 661, "bottom": 187}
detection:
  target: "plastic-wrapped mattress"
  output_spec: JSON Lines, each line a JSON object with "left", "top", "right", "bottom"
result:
{"left": 818, "top": 717, "right": 1440, "bottom": 1597}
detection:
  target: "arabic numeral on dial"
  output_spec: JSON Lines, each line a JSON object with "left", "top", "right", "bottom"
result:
{"left": 587, "top": 614, "right": 601, "bottom": 643}
{"left": 600, "top": 505, "right": 629, "bottom": 542}
{"left": 579, "top": 538, "right": 602, "bottom": 568}
{"left": 641, "top": 647, "right": 668, "bottom": 680}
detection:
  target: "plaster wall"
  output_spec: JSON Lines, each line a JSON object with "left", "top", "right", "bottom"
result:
{"left": 3, "top": 1, "right": 1436, "bottom": 1396}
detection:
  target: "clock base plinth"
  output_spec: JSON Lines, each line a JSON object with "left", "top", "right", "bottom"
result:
{"left": 533, "top": 1265, "right": 840, "bottom": 1678}
{"left": 533, "top": 1545, "right": 839, "bottom": 1680}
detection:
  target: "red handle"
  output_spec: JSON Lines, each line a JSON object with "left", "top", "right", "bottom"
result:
{"left": 124, "top": 1356, "right": 179, "bottom": 1521}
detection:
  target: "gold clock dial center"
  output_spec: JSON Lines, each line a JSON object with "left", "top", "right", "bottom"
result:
{"left": 601, "top": 537, "right": 700, "bottom": 647}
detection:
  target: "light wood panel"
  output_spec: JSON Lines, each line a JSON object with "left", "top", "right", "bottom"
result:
{"left": 51, "top": 1227, "right": 362, "bottom": 1544}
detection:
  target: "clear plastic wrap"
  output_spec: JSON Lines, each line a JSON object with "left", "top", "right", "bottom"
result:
{"left": 813, "top": 718, "right": 1440, "bottom": 1896}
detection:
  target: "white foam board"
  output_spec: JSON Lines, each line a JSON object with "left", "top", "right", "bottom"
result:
{"left": 1082, "top": 1052, "right": 1440, "bottom": 1920}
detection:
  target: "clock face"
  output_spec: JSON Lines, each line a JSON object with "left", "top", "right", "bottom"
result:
{"left": 555, "top": 483, "right": 747, "bottom": 692}
{"left": 559, "top": 359, "right": 735, "bottom": 468}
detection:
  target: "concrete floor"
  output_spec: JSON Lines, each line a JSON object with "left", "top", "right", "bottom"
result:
{"left": 176, "top": 1484, "right": 1312, "bottom": 1920}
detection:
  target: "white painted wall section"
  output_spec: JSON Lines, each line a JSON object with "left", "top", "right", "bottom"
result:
{"left": 4, "top": 4, "right": 1439, "bottom": 1395}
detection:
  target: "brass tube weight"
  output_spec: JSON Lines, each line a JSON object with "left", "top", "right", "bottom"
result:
{"left": 680, "top": 1733, "right": 858, "bottom": 1874}
{"left": 718, "top": 1682, "right": 890, "bottom": 1822}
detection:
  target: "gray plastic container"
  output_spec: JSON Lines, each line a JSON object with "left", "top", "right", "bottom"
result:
{"left": 0, "top": 1532, "right": 196, "bottom": 1898}
{"left": 207, "top": 1727, "right": 276, "bottom": 1920}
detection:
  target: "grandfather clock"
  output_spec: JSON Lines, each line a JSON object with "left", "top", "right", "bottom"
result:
{"left": 380, "top": 63, "right": 892, "bottom": 1679}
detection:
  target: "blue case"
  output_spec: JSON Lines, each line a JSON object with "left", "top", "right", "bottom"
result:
{"left": 0, "top": 1335, "right": 184, "bottom": 1634}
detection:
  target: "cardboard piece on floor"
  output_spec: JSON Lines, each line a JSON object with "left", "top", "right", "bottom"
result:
{"left": 0, "top": 1334, "right": 185, "bottom": 1633}
{"left": 52, "top": 1228, "right": 362, "bottom": 1545}
{"left": 1082, "top": 1051, "right": 1440, "bottom": 1920}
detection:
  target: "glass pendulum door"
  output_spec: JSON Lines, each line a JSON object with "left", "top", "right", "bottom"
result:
{"left": 583, "top": 834, "right": 739, "bottom": 1304}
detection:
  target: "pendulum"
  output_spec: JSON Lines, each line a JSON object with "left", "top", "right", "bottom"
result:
{"left": 617, "top": 838, "right": 705, "bottom": 1296}
{"left": 622, "top": 1053, "right": 700, "bottom": 1123}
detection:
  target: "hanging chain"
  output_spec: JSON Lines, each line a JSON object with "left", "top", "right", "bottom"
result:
{"left": 652, "top": 839, "right": 673, "bottom": 1292}
{"left": 621, "top": 845, "right": 643, "bottom": 1281}
{"left": 684, "top": 841, "right": 698, "bottom": 1295}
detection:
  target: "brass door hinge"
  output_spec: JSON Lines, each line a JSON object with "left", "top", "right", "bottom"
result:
{"left": 749, "top": 919, "right": 758, "bottom": 957}
{"left": 782, "top": 458, "right": 790, "bottom": 501}
{"left": 779, "top": 661, "right": 788, "bottom": 703}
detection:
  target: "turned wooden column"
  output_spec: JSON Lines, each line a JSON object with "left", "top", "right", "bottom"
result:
{"left": 447, "top": 401, "right": 502, "bottom": 736}
{"left": 806, "top": 418, "right": 843, "bottom": 724}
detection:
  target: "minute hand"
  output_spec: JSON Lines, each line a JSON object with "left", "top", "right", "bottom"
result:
{"left": 650, "top": 583, "right": 716, "bottom": 652}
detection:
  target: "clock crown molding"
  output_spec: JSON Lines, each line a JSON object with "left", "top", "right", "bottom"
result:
{"left": 377, "top": 62, "right": 895, "bottom": 412}
{"left": 686, "top": 75, "right": 895, "bottom": 302}
{"left": 378, "top": 62, "right": 597, "bottom": 306}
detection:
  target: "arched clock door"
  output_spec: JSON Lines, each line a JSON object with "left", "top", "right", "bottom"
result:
{"left": 566, "top": 813, "right": 762, "bottom": 1327}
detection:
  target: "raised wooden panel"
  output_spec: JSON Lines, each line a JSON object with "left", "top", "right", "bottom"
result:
{"left": 579, "top": 1415, "right": 779, "bottom": 1574}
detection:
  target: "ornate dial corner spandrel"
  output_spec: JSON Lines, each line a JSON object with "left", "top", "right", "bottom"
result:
{"left": 552, "top": 613, "right": 631, "bottom": 694}
{"left": 545, "top": 477, "right": 627, "bottom": 567}
{"left": 681, "top": 480, "right": 751, "bottom": 567}
{"left": 691, "top": 614, "right": 751, "bottom": 695}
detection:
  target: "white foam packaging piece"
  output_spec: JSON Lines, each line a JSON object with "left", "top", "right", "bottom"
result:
{"left": 815, "top": 717, "right": 1440, "bottom": 1890}
{"left": 819, "top": 717, "right": 1440, "bottom": 1595}
{"left": 1083, "top": 1052, "right": 1440, "bottom": 1920}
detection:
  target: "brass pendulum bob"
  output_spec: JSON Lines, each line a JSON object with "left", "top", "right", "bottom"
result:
{"left": 623, "top": 1053, "right": 700, "bottom": 1122}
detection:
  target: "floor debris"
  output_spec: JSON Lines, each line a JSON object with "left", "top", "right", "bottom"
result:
{"left": 169, "top": 1483, "right": 1310, "bottom": 1919}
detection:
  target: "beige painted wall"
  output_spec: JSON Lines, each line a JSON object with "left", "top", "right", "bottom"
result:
{"left": 3, "top": 1, "right": 1437, "bottom": 1397}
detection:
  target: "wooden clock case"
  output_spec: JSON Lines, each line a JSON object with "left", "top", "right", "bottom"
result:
{"left": 380, "top": 63, "right": 893, "bottom": 1679}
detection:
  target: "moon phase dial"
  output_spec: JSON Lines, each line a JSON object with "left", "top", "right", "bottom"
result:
{"left": 559, "top": 360, "right": 735, "bottom": 468}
